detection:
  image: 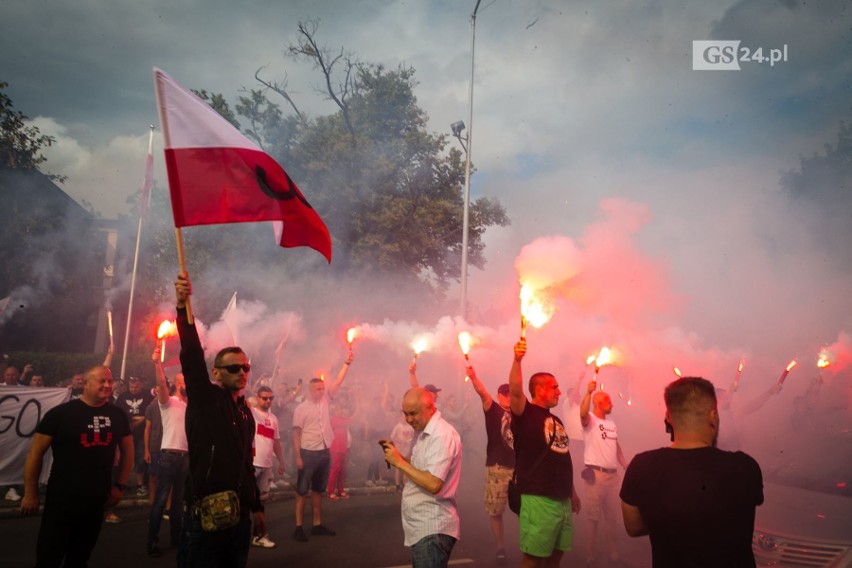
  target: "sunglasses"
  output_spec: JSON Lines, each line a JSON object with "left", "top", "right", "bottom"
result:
{"left": 259, "top": 396, "right": 274, "bottom": 401}
{"left": 215, "top": 363, "right": 251, "bottom": 374}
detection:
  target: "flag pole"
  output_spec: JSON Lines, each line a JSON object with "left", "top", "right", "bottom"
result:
{"left": 175, "top": 227, "right": 194, "bottom": 324}
{"left": 120, "top": 125, "right": 155, "bottom": 381}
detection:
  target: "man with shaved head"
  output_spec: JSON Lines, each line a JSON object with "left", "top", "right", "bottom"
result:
{"left": 382, "top": 387, "right": 462, "bottom": 567}
{"left": 620, "top": 376, "right": 763, "bottom": 567}
{"left": 509, "top": 339, "right": 580, "bottom": 568}
{"left": 580, "top": 381, "right": 629, "bottom": 566}
{"left": 21, "top": 365, "right": 133, "bottom": 567}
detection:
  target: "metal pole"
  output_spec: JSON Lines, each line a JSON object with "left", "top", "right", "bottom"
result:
{"left": 460, "top": 0, "right": 481, "bottom": 320}
{"left": 120, "top": 125, "right": 154, "bottom": 380}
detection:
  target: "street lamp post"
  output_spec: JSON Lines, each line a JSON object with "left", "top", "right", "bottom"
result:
{"left": 459, "top": 0, "right": 481, "bottom": 321}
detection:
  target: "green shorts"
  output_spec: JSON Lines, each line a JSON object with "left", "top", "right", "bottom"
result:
{"left": 519, "top": 494, "right": 573, "bottom": 557}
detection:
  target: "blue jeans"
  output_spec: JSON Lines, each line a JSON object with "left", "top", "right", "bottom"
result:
{"left": 148, "top": 450, "right": 188, "bottom": 546}
{"left": 411, "top": 533, "right": 457, "bottom": 568}
{"left": 179, "top": 509, "right": 252, "bottom": 568}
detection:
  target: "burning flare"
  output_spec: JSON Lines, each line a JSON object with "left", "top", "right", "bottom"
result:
{"left": 777, "top": 359, "right": 797, "bottom": 386}
{"left": 817, "top": 348, "right": 832, "bottom": 369}
{"left": 457, "top": 331, "right": 473, "bottom": 360}
{"left": 519, "top": 283, "right": 555, "bottom": 338}
{"left": 156, "top": 319, "right": 177, "bottom": 363}
{"left": 411, "top": 337, "right": 429, "bottom": 359}
{"left": 673, "top": 366, "right": 682, "bottom": 378}
{"left": 346, "top": 327, "right": 358, "bottom": 351}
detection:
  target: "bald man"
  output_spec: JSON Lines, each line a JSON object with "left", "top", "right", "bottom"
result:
{"left": 21, "top": 365, "right": 133, "bottom": 567}
{"left": 382, "top": 387, "right": 462, "bottom": 568}
{"left": 580, "top": 381, "right": 628, "bottom": 566}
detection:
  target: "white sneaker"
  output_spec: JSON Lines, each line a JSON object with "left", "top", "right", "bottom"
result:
{"left": 252, "top": 535, "right": 276, "bottom": 548}
{"left": 5, "top": 487, "right": 21, "bottom": 501}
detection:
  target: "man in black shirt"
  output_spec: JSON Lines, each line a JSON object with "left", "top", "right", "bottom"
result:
{"left": 509, "top": 339, "right": 580, "bottom": 568}
{"left": 175, "top": 274, "right": 265, "bottom": 568}
{"left": 21, "top": 365, "right": 133, "bottom": 567}
{"left": 115, "top": 375, "right": 154, "bottom": 495}
{"left": 464, "top": 365, "right": 514, "bottom": 564}
{"left": 620, "top": 376, "right": 763, "bottom": 567}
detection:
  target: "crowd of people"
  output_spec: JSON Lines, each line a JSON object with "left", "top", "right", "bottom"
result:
{"left": 5, "top": 274, "right": 767, "bottom": 568}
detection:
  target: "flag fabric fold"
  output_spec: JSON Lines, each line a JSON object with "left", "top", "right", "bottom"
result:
{"left": 153, "top": 67, "right": 332, "bottom": 262}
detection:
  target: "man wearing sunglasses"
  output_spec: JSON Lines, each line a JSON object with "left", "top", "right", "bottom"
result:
{"left": 174, "top": 274, "right": 265, "bottom": 568}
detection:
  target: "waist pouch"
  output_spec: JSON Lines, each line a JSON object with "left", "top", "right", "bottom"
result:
{"left": 196, "top": 490, "right": 240, "bottom": 532}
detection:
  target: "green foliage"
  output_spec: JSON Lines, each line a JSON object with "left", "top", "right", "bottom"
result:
{"left": 0, "top": 81, "right": 65, "bottom": 181}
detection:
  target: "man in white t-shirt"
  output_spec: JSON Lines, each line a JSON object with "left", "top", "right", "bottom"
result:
{"left": 579, "top": 380, "right": 628, "bottom": 566}
{"left": 291, "top": 351, "right": 354, "bottom": 542}
{"left": 147, "top": 349, "right": 188, "bottom": 558}
{"left": 251, "top": 386, "right": 284, "bottom": 548}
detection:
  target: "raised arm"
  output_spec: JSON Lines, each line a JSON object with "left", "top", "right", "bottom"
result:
{"left": 409, "top": 360, "right": 419, "bottom": 388}
{"left": 465, "top": 365, "right": 493, "bottom": 411}
{"left": 174, "top": 274, "right": 211, "bottom": 401}
{"left": 509, "top": 339, "right": 527, "bottom": 416}
{"left": 327, "top": 350, "right": 354, "bottom": 399}
{"left": 153, "top": 347, "right": 170, "bottom": 405}
{"left": 102, "top": 343, "right": 115, "bottom": 367}
{"left": 579, "top": 380, "right": 597, "bottom": 427}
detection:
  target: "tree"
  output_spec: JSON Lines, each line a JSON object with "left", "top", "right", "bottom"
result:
{"left": 245, "top": 21, "right": 509, "bottom": 292}
{"left": 0, "top": 81, "right": 65, "bottom": 181}
{"left": 780, "top": 120, "right": 852, "bottom": 267}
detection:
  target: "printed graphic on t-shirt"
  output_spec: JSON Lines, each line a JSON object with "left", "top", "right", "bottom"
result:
{"left": 121, "top": 396, "right": 146, "bottom": 416}
{"left": 598, "top": 421, "right": 617, "bottom": 441}
{"left": 80, "top": 415, "right": 114, "bottom": 448}
{"left": 500, "top": 409, "right": 515, "bottom": 450}
{"left": 543, "top": 416, "right": 570, "bottom": 454}
{"left": 257, "top": 422, "right": 276, "bottom": 439}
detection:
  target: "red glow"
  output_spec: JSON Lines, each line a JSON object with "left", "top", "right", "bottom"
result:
{"left": 738, "top": 360, "right": 744, "bottom": 372}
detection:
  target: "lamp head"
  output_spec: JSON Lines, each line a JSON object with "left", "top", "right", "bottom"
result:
{"left": 451, "top": 121, "right": 466, "bottom": 137}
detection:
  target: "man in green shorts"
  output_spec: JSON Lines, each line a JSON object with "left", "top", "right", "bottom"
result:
{"left": 509, "top": 339, "right": 581, "bottom": 567}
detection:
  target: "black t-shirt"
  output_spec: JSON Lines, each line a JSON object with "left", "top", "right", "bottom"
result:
{"left": 37, "top": 399, "right": 132, "bottom": 497}
{"left": 115, "top": 390, "right": 154, "bottom": 438}
{"left": 620, "top": 446, "right": 764, "bottom": 568}
{"left": 511, "top": 403, "right": 573, "bottom": 499}
{"left": 484, "top": 403, "right": 514, "bottom": 468}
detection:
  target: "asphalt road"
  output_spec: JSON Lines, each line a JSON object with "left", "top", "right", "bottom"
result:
{"left": 0, "top": 471, "right": 652, "bottom": 567}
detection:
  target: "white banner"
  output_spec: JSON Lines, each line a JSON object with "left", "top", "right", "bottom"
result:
{"left": 0, "top": 387, "right": 69, "bottom": 485}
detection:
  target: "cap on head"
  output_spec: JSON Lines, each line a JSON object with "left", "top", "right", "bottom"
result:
{"left": 497, "top": 383, "right": 510, "bottom": 396}
{"left": 424, "top": 384, "right": 441, "bottom": 394}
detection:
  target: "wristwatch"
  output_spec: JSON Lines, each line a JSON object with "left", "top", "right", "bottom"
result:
{"left": 113, "top": 483, "right": 128, "bottom": 492}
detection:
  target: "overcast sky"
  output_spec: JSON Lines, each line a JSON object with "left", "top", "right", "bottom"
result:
{"left": 3, "top": 1, "right": 851, "bottom": 427}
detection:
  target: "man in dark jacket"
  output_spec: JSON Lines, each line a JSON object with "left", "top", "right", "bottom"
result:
{"left": 175, "top": 274, "right": 265, "bottom": 568}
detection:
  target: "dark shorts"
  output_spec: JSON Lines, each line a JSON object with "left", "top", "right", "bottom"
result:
{"left": 296, "top": 449, "right": 330, "bottom": 495}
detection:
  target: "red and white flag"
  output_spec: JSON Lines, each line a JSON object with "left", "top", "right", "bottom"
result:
{"left": 153, "top": 67, "right": 332, "bottom": 262}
